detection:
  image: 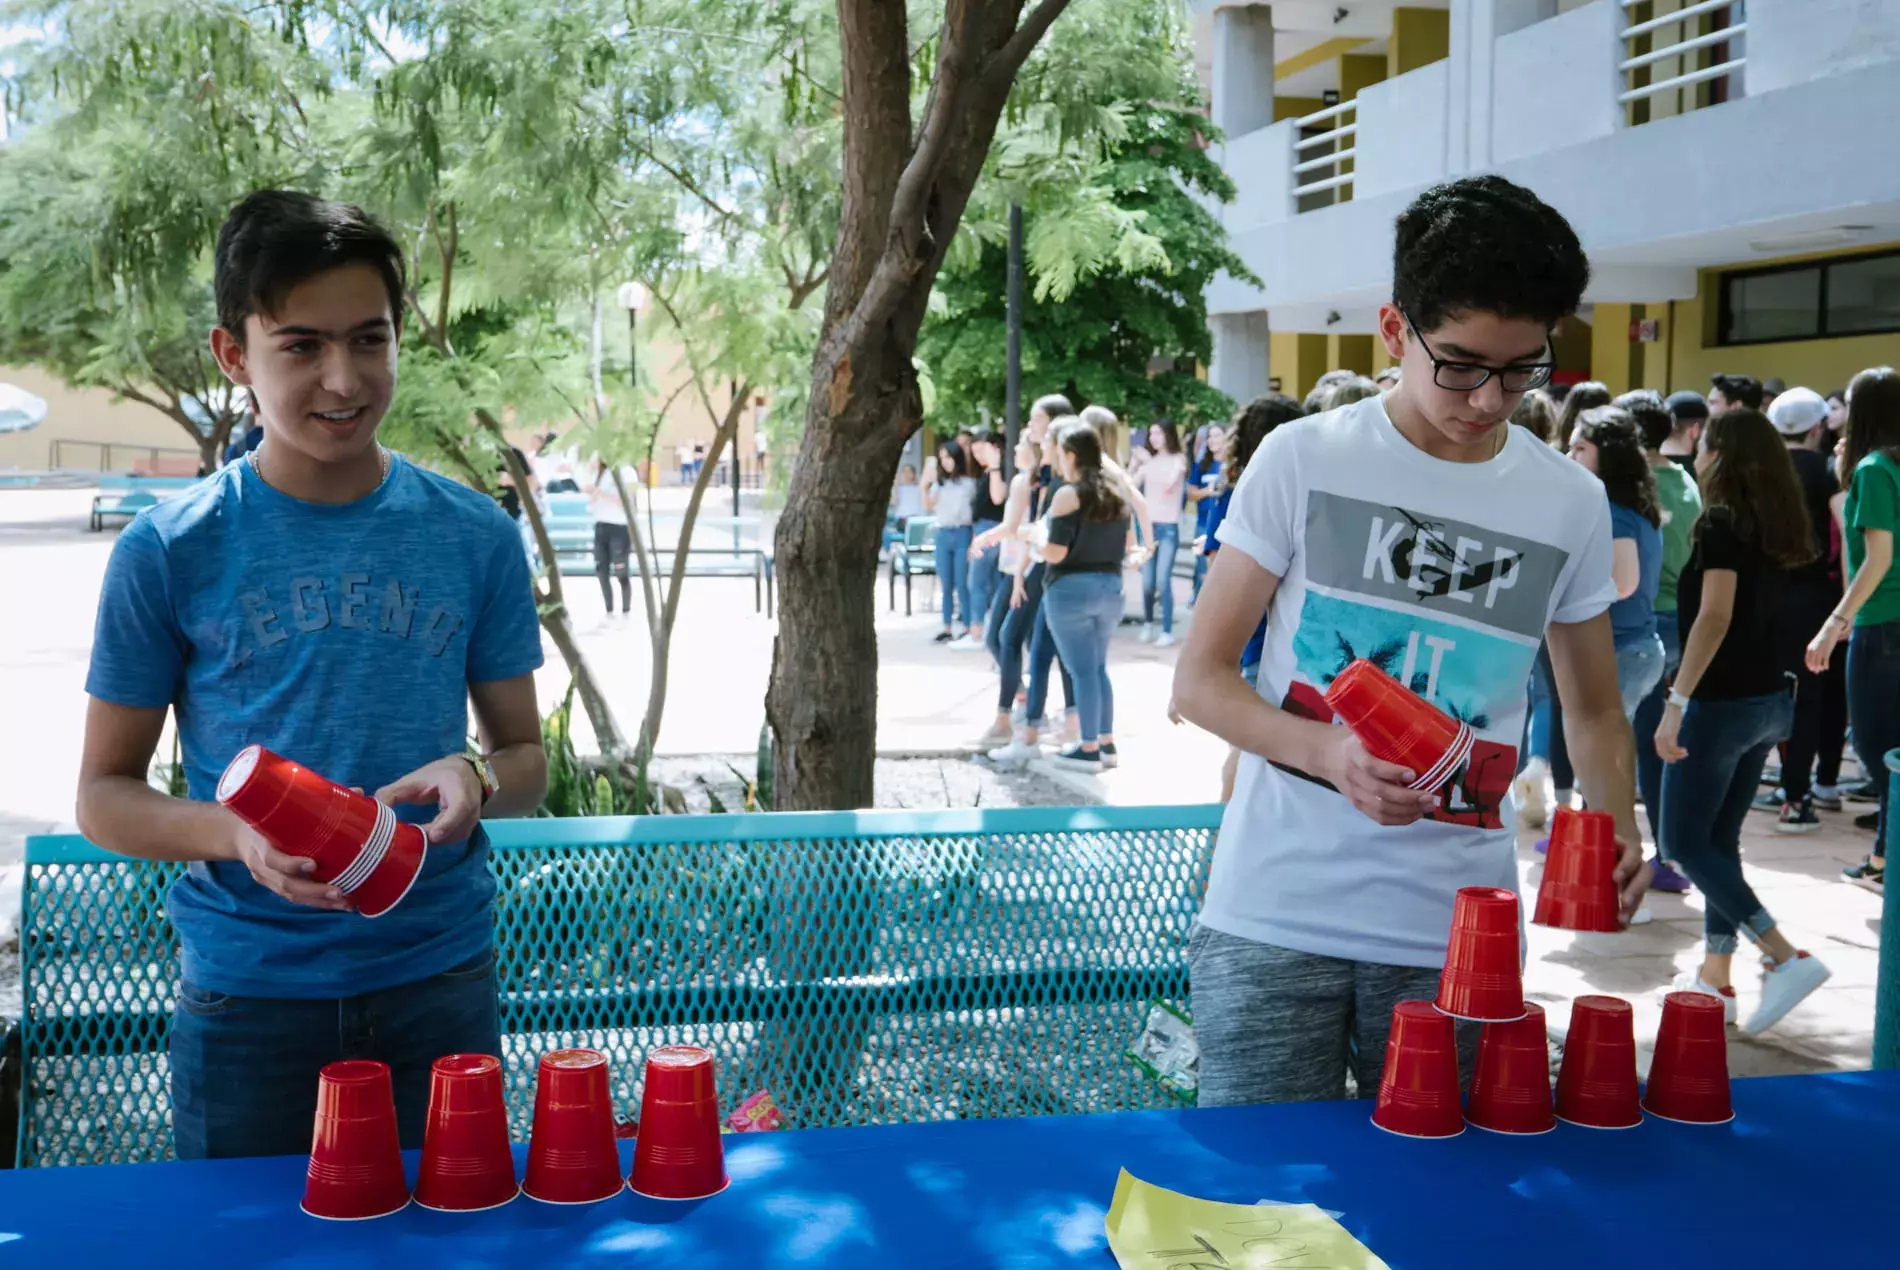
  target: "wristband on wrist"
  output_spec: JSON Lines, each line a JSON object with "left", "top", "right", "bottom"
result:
{"left": 1666, "top": 689, "right": 1691, "bottom": 710}
{"left": 1825, "top": 612, "right": 1849, "bottom": 628}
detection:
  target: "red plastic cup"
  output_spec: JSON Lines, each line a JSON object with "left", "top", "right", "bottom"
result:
{"left": 1466, "top": 1004, "right": 1555, "bottom": 1135}
{"left": 414, "top": 1054, "right": 519, "bottom": 1212}
{"left": 1555, "top": 995, "right": 1643, "bottom": 1129}
{"left": 1533, "top": 808, "right": 1622, "bottom": 933}
{"left": 630, "top": 1045, "right": 729, "bottom": 1200}
{"left": 522, "top": 1049, "right": 625, "bottom": 1205}
{"left": 1324, "top": 660, "right": 1473, "bottom": 793}
{"left": 1643, "top": 992, "right": 1734, "bottom": 1124}
{"left": 302, "top": 1060, "right": 410, "bottom": 1221}
{"left": 1370, "top": 1001, "right": 1464, "bottom": 1139}
{"left": 216, "top": 744, "right": 425, "bottom": 919}
{"left": 1435, "top": 886, "right": 1526, "bottom": 1023}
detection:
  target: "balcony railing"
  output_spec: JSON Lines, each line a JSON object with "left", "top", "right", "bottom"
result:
{"left": 1292, "top": 97, "right": 1355, "bottom": 211}
{"left": 1619, "top": 0, "right": 1744, "bottom": 124}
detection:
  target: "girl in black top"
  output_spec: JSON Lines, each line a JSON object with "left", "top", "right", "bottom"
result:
{"left": 1039, "top": 421, "right": 1132, "bottom": 772}
{"left": 1656, "top": 409, "right": 1832, "bottom": 1034}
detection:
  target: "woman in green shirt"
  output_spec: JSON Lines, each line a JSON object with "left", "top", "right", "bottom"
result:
{"left": 1806, "top": 366, "right": 1900, "bottom": 892}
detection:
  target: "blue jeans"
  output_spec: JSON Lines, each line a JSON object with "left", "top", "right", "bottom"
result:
{"left": 1524, "top": 645, "right": 1573, "bottom": 792}
{"left": 1141, "top": 522, "right": 1181, "bottom": 633}
{"left": 934, "top": 523, "right": 973, "bottom": 629}
{"left": 171, "top": 946, "right": 501, "bottom": 1159}
{"left": 1847, "top": 619, "right": 1900, "bottom": 852}
{"left": 1661, "top": 689, "right": 1794, "bottom": 954}
{"left": 1616, "top": 634, "right": 1665, "bottom": 718}
{"left": 1042, "top": 571, "right": 1123, "bottom": 744}
{"left": 1633, "top": 620, "right": 1683, "bottom": 848}
{"left": 1023, "top": 566, "right": 1073, "bottom": 723}
{"left": 968, "top": 519, "right": 1002, "bottom": 631}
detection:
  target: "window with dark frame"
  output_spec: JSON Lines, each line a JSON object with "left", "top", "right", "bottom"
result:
{"left": 1717, "top": 248, "right": 1900, "bottom": 346}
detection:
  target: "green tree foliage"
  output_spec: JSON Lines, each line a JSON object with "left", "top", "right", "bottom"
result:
{"left": 918, "top": 0, "right": 1253, "bottom": 432}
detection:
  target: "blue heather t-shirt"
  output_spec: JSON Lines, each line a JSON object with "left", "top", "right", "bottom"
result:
{"left": 86, "top": 455, "right": 544, "bottom": 998}
{"left": 1608, "top": 501, "right": 1663, "bottom": 648}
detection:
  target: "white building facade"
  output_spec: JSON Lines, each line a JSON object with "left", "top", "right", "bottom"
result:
{"left": 1194, "top": 0, "right": 1900, "bottom": 405}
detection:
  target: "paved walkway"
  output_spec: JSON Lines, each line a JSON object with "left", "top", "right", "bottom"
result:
{"left": 0, "top": 487, "right": 1883, "bottom": 1076}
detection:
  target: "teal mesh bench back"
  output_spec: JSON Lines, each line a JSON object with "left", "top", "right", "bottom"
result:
{"left": 19, "top": 803, "right": 1220, "bottom": 1167}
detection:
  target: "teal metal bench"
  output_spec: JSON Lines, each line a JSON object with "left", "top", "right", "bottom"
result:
{"left": 887, "top": 516, "right": 938, "bottom": 615}
{"left": 88, "top": 489, "right": 161, "bottom": 532}
{"left": 16, "top": 803, "right": 1220, "bottom": 1167}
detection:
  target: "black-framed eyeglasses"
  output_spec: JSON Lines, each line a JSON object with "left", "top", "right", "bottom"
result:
{"left": 1404, "top": 311, "right": 1555, "bottom": 394}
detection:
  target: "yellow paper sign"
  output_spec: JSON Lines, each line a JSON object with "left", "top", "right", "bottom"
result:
{"left": 1104, "top": 1168, "right": 1390, "bottom": 1270}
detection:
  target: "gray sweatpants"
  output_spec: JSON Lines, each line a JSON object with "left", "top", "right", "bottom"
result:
{"left": 1188, "top": 923, "right": 1480, "bottom": 1107}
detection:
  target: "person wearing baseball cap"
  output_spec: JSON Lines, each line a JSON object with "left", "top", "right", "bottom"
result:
{"left": 1661, "top": 390, "right": 1709, "bottom": 474}
{"left": 1767, "top": 386, "right": 1850, "bottom": 833}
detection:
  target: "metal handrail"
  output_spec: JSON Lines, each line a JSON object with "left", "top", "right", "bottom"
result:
{"left": 1293, "top": 148, "right": 1356, "bottom": 175}
{"left": 1293, "top": 171, "right": 1355, "bottom": 197}
{"left": 1619, "top": 57, "right": 1745, "bottom": 103}
{"left": 1295, "top": 122, "right": 1357, "bottom": 150}
{"left": 1293, "top": 98, "right": 1356, "bottom": 128}
{"left": 1621, "top": 21, "right": 1744, "bottom": 71}
{"left": 1622, "top": 0, "right": 1735, "bottom": 41}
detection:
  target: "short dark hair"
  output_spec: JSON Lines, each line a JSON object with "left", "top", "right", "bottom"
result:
{"left": 968, "top": 427, "right": 998, "bottom": 450}
{"left": 1032, "top": 393, "right": 1074, "bottom": 419}
{"left": 1710, "top": 373, "right": 1763, "bottom": 410}
{"left": 1613, "top": 389, "right": 1673, "bottom": 451}
{"left": 1392, "top": 175, "right": 1589, "bottom": 332}
{"left": 214, "top": 190, "right": 405, "bottom": 341}
{"left": 1664, "top": 390, "right": 1708, "bottom": 424}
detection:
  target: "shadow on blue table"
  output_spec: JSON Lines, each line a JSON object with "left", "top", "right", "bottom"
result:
{"left": 1, "top": 1071, "right": 1895, "bottom": 1268}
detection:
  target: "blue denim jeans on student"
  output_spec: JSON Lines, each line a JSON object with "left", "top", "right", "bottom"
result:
{"left": 968, "top": 519, "right": 1001, "bottom": 633}
{"left": 1523, "top": 645, "right": 1573, "bottom": 792}
{"left": 934, "top": 523, "right": 973, "bottom": 629}
{"left": 171, "top": 946, "right": 501, "bottom": 1159}
{"left": 1633, "top": 620, "right": 1682, "bottom": 848}
{"left": 1140, "top": 522, "right": 1181, "bottom": 634}
{"left": 1022, "top": 566, "right": 1072, "bottom": 723}
{"left": 1847, "top": 618, "right": 1900, "bottom": 852}
{"left": 1042, "top": 571, "right": 1122, "bottom": 744}
{"left": 1661, "top": 688, "right": 1794, "bottom": 954}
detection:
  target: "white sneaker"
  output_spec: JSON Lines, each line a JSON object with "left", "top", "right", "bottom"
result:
{"left": 1741, "top": 952, "right": 1831, "bottom": 1036}
{"left": 968, "top": 725, "right": 1012, "bottom": 750}
{"left": 1670, "top": 971, "right": 1738, "bottom": 1026}
{"left": 1629, "top": 904, "right": 1654, "bottom": 926}
{"left": 1155, "top": 631, "right": 1177, "bottom": 648}
{"left": 987, "top": 738, "right": 1041, "bottom": 767}
{"left": 1139, "top": 623, "right": 1156, "bottom": 645}
{"left": 950, "top": 634, "right": 986, "bottom": 652}
{"left": 1514, "top": 758, "right": 1550, "bottom": 829}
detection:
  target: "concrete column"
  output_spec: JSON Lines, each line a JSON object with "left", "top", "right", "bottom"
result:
{"left": 1211, "top": 311, "right": 1275, "bottom": 406}
{"left": 1212, "top": 5, "right": 1276, "bottom": 139}
{"left": 1472, "top": 1, "right": 1558, "bottom": 169}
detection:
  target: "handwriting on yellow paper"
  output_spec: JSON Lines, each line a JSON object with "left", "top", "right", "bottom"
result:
{"left": 1104, "top": 1169, "right": 1389, "bottom": 1270}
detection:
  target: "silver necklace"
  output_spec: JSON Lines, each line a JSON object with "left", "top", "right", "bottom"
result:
{"left": 248, "top": 443, "right": 391, "bottom": 490}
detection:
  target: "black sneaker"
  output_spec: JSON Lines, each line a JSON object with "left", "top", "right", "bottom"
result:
{"left": 1775, "top": 797, "right": 1821, "bottom": 835}
{"left": 1049, "top": 745, "right": 1102, "bottom": 773}
{"left": 932, "top": 630, "right": 955, "bottom": 644}
{"left": 1098, "top": 742, "right": 1119, "bottom": 769}
{"left": 1856, "top": 810, "right": 1881, "bottom": 832}
{"left": 1843, "top": 856, "right": 1885, "bottom": 894}
{"left": 1751, "top": 788, "right": 1786, "bottom": 813}
{"left": 1841, "top": 779, "right": 1881, "bottom": 804}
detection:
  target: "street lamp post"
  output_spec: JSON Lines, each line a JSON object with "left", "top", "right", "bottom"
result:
{"left": 616, "top": 281, "right": 650, "bottom": 391}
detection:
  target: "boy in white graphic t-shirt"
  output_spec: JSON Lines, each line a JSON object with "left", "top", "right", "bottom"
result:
{"left": 1174, "top": 176, "right": 1650, "bottom": 1105}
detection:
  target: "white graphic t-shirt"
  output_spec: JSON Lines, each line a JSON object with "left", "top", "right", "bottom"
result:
{"left": 1202, "top": 395, "right": 1617, "bottom": 968}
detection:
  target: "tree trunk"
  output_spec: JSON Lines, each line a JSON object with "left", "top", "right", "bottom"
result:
{"left": 765, "top": 0, "right": 1074, "bottom": 809}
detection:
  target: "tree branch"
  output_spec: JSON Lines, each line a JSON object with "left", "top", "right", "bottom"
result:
{"left": 993, "top": 0, "right": 1074, "bottom": 86}
{"left": 433, "top": 201, "right": 457, "bottom": 339}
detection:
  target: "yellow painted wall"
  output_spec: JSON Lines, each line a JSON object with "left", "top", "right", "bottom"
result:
{"left": 0, "top": 364, "right": 197, "bottom": 472}
{"left": 1389, "top": 7, "right": 1451, "bottom": 77}
{"left": 1274, "top": 96, "right": 1326, "bottom": 123}
{"left": 1589, "top": 303, "right": 1637, "bottom": 397}
{"left": 1269, "top": 331, "right": 1333, "bottom": 402}
{"left": 1338, "top": 54, "right": 1388, "bottom": 100}
{"left": 1328, "top": 334, "right": 1376, "bottom": 377}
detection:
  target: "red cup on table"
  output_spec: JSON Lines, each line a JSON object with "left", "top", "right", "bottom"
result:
{"left": 630, "top": 1045, "right": 729, "bottom": 1200}
{"left": 414, "top": 1053, "right": 519, "bottom": 1212}
{"left": 1466, "top": 1003, "right": 1555, "bottom": 1135}
{"left": 302, "top": 1059, "right": 410, "bottom": 1221}
{"left": 216, "top": 744, "right": 426, "bottom": 918}
{"left": 1323, "top": 659, "right": 1474, "bottom": 794}
{"left": 1555, "top": 995, "right": 1643, "bottom": 1129}
{"left": 1643, "top": 992, "right": 1735, "bottom": 1125}
{"left": 1533, "top": 808, "right": 1622, "bottom": 933}
{"left": 1370, "top": 1001, "right": 1464, "bottom": 1139}
{"left": 1435, "top": 886, "right": 1527, "bottom": 1023}
{"left": 522, "top": 1049, "right": 625, "bottom": 1205}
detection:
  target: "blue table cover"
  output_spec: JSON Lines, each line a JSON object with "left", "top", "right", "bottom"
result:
{"left": 1, "top": 1071, "right": 1893, "bottom": 1268}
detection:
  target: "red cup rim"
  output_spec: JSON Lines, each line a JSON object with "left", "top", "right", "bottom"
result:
{"left": 1369, "top": 1113, "right": 1464, "bottom": 1140}
{"left": 321, "top": 1059, "right": 391, "bottom": 1086}
{"left": 217, "top": 744, "right": 265, "bottom": 804}
{"left": 1434, "top": 1003, "right": 1529, "bottom": 1024}
{"left": 301, "top": 1196, "right": 410, "bottom": 1222}
{"left": 521, "top": 1179, "right": 626, "bottom": 1206}
{"left": 629, "top": 1175, "right": 731, "bottom": 1202}
{"left": 1638, "top": 1105, "right": 1735, "bottom": 1126}
{"left": 351, "top": 822, "right": 427, "bottom": 919}
{"left": 1554, "top": 1112, "right": 1644, "bottom": 1130}
{"left": 1465, "top": 1117, "right": 1555, "bottom": 1136}
{"left": 414, "top": 1185, "right": 520, "bottom": 1214}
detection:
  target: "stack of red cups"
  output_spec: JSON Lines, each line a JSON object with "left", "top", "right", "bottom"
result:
{"left": 1324, "top": 660, "right": 1474, "bottom": 794}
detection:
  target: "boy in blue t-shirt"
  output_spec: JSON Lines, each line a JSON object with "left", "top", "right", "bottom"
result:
{"left": 77, "top": 190, "right": 548, "bottom": 1159}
